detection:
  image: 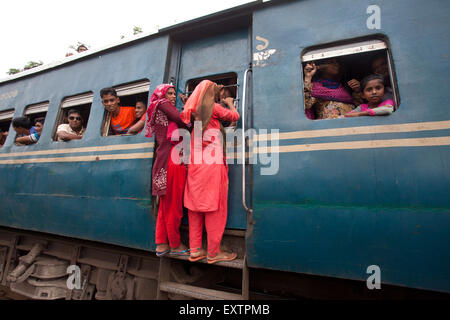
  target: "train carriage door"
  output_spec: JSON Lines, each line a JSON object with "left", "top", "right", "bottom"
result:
{"left": 175, "top": 27, "right": 252, "bottom": 230}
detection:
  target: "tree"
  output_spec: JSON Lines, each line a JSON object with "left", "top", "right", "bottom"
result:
{"left": 23, "top": 61, "right": 43, "bottom": 70}
{"left": 7, "top": 68, "right": 21, "bottom": 75}
{"left": 6, "top": 60, "right": 44, "bottom": 75}
{"left": 133, "top": 26, "right": 143, "bottom": 35}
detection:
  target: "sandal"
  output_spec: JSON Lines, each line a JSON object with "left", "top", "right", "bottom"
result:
{"left": 189, "top": 249, "right": 207, "bottom": 262}
{"left": 156, "top": 249, "right": 170, "bottom": 257}
{"left": 156, "top": 244, "right": 170, "bottom": 257}
{"left": 169, "top": 248, "right": 190, "bottom": 256}
{"left": 207, "top": 251, "right": 237, "bottom": 264}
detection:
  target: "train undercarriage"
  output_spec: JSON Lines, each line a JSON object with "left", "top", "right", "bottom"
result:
{"left": 0, "top": 226, "right": 447, "bottom": 300}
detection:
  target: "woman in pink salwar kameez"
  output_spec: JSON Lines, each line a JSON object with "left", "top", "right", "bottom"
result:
{"left": 180, "top": 80, "right": 239, "bottom": 264}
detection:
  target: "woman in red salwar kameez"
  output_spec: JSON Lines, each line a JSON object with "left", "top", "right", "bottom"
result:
{"left": 145, "top": 84, "right": 189, "bottom": 257}
{"left": 180, "top": 80, "right": 239, "bottom": 264}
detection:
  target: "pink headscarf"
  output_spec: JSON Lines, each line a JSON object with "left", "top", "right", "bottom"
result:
{"left": 145, "top": 84, "right": 174, "bottom": 138}
{"left": 180, "top": 80, "right": 215, "bottom": 125}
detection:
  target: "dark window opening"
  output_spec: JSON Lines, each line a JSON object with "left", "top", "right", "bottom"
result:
{"left": 101, "top": 80, "right": 150, "bottom": 137}
{"left": 186, "top": 72, "right": 238, "bottom": 97}
{"left": 15, "top": 101, "right": 50, "bottom": 145}
{"left": 185, "top": 72, "right": 239, "bottom": 128}
{"left": 301, "top": 37, "right": 399, "bottom": 120}
{"left": 0, "top": 110, "right": 14, "bottom": 147}
{"left": 53, "top": 93, "right": 92, "bottom": 141}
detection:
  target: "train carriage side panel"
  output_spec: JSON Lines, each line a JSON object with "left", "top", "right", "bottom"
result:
{"left": 0, "top": 36, "right": 170, "bottom": 251}
{"left": 176, "top": 27, "right": 251, "bottom": 230}
{"left": 247, "top": 0, "right": 450, "bottom": 293}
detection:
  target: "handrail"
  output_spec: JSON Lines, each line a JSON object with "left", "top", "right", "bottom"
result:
{"left": 241, "top": 67, "right": 252, "bottom": 213}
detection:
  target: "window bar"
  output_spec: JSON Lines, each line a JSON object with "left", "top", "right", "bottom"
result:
{"left": 386, "top": 51, "right": 399, "bottom": 111}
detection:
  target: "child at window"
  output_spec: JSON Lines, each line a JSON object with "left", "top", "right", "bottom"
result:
{"left": 12, "top": 116, "right": 41, "bottom": 145}
{"left": 344, "top": 74, "right": 394, "bottom": 117}
{"left": 127, "top": 100, "right": 147, "bottom": 135}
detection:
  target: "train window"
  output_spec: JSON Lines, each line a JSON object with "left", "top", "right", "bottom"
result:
{"left": 185, "top": 72, "right": 238, "bottom": 128}
{"left": 101, "top": 79, "right": 150, "bottom": 137}
{"left": 24, "top": 101, "right": 49, "bottom": 142}
{"left": 0, "top": 109, "right": 14, "bottom": 147}
{"left": 53, "top": 92, "right": 93, "bottom": 141}
{"left": 301, "top": 37, "right": 399, "bottom": 120}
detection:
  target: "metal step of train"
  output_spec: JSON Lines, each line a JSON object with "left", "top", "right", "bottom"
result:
{"left": 159, "top": 281, "right": 243, "bottom": 300}
{"left": 156, "top": 228, "right": 249, "bottom": 300}
{"left": 169, "top": 255, "right": 245, "bottom": 269}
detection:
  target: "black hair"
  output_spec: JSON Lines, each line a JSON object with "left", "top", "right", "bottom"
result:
{"left": 12, "top": 116, "right": 32, "bottom": 129}
{"left": 372, "top": 53, "right": 387, "bottom": 64}
{"left": 67, "top": 109, "right": 82, "bottom": 118}
{"left": 221, "top": 87, "right": 233, "bottom": 97}
{"left": 34, "top": 117, "right": 45, "bottom": 125}
{"left": 313, "top": 57, "right": 344, "bottom": 81}
{"left": 360, "top": 74, "right": 384, "bottom": 91}
{"left": 135, "top": 100, "right": 146, "bottom": 106}
{"left": 100, "top": 87, "right": 118, "bottom": 98}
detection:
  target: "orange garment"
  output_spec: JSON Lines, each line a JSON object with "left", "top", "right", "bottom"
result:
{"left": 111, "top": 106, "right": 136, "bottom": 134}
{"left": 181, "top": 79, "right": 239, "bottom": 256}
{"left": 184, "top": 104, "right": 239, "bottom": 212}
{"left": 184, "top": 104, "right": 239, "bottom": 256}
{"left": 188, "top": 163, "right": 229, "bottom": 256}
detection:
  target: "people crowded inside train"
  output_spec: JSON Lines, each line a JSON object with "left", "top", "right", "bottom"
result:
{"left": 180, "top": 80, "right": 239, "bottom": 264}
{"left": 0, "top": 129, "right": 7, "bottom": 147}
{"left": 56, "top": 109, "right": 85, "bottom": 141}
{"left": 12, "top": 116, "right": 40, "bottom": 145}
{"left": 352, "top": 54, "right": 394, "bottom": 102}
{"left": 303, "top": 58, "right": 358, "bottom": 119}
{"left": 127, "top": 100, "right": 147, "bottom": 135}
{"left": 145, "top": 84, "right": 190, "bottom": 257}
{"left": 100, "top": 87, "right": 136, "bottom": 135}
{"left": 77, "top": 44, "right": 88, "bottom": 53}
{"left": 34, "top": 117, "right": 45, "bottom": 136}
{"left": 344, "top": 74, "right": 394, "bottom": 117}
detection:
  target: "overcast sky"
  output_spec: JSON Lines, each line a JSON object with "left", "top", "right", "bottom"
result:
{"left": 0, "top": 0, "right": 254, "bottom": 76}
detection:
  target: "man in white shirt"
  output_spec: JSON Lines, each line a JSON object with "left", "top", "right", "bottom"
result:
{"left": 57, "top": 109, "right": 85, "bottom": 141}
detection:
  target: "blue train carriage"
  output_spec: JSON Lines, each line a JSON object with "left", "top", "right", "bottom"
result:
{"left": 0, "top": 0, "right": 448, "bottom": 300}
{"left": 248, "top": 0, "right": 450, "bottom": 295}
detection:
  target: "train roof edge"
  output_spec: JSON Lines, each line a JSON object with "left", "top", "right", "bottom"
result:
{"left": 0, "top": 0, "right": 269, "bottom": 85}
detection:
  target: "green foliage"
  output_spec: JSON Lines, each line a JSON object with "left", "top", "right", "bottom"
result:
{"left": 23, "top": 61, "right": 44, "bottom": 70}
{"left": 7, "top": 60, "right": 44, "bottom": 75}
{"left": 7, "top": 68, "right": 21, "bottom": 75}
{"left": 133, "top": 26, "right": 143, "bottom": 35}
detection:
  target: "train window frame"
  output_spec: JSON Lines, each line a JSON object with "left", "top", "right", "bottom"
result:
{"left": 0, "top": 109, "right": 14, "bottom": 148}
{"left": 24, "top": 101, "right": 49, "bottom": 116}
{"left": 301, "top": 37, "right": 399, "bottom": 120}
{"left": 53, "top": 92, "right": 93, "bottom": 142}
{"left": 100, "top": 79, "right": 150, "bottom": 137}
{"left": 184, "top": 72, "right": 239, "bottom": 129}
{"left": 15, "top": 101, "right": 50, "bottom": 145}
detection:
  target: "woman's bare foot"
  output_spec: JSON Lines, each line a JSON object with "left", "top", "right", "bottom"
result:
{"left": 189, "top": 248, "right": 207, "bottom": 262}
{"left": 207, "top": 251, "right": 237, "bottom": 264}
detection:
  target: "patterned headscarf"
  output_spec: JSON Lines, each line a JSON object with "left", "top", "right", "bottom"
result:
{"left": 145, "top": 84, "right": 174, "bottom": 138}
{"left": 311, "top": 79, "right": 354, "bottom": 104}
